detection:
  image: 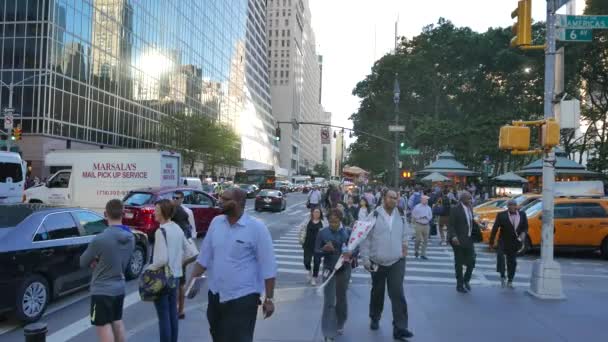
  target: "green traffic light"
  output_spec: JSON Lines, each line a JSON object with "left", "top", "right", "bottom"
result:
{"left": 400, "top": 142, "right": 405, "bottom": 147}
{"left": 10, "top": 136, "right": 15, "bottom": 141}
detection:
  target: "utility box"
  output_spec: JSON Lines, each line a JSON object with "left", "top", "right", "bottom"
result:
{"left": 542, "top": 119, "right": 560, "bottom": 148}
{"left": 555, "top": 99, "right": 581, "bottom": 130}
{"left": 499, "top": 125, "right": 530, "bottom": 150}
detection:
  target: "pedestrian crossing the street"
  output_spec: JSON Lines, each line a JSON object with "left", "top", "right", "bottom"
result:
{"left": 273, "top": 226, "right": 531, "bottom": 288}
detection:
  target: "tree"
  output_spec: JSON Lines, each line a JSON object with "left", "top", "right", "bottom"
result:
{"left": 160, "top": 113, "right": 241, "bottom": 175}
{"left": 313, "top": 163, "right": 330, "bottom": 179}
{"left": 349, "top": 19, "right": 546, "bottom": 181}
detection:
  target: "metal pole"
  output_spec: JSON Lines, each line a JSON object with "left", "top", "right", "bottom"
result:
{"left": 393, "top": 73, "right": 400, "bottom": 189}
{"left": 528, "top": 0, "right": 564, "bottom": 300}
{"left": 6, "top": 84, "right": 13, "bottom": 151}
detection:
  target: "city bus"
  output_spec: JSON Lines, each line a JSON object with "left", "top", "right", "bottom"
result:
{"left": 235, "top": 169, "right": 276, "bottom": 189}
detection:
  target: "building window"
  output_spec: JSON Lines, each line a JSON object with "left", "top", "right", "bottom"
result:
{"left": 269, "top": 30, "right": 272, "bottom": 37}
{"left": 281, "top": 40, "right": 285, "bottom": 47}
{"left": 282, "top": 29, "right": 285, "bottom": 37}
{"left": 282, "top": 10, "right": 286, "bottom": 16}
{"left": 287, "top": 40, "right": 290, "bottom": 47}
{"left": 276, "top": 29, "right": 279, "bottom": 36}
{"left": 280, "top": 71, "right": 284, "bottom": 77}
{"left": 274, "top": 70, "right": 278, "bottom": 77}
{"left": 281, "top": 51, "right": 284, "bottom": 57}
{"left": 292, "top": 146, "right": 297, "bottom": 154}
{"left": 291, "top": 159, "right": 297, "bottom": 170}
{"left": 268, "top": 40, "right": 271, "bottom": 47}
{"left": 287, "top": 29, "right": 290, "bottom": 36}
{"left": 285, "top": 19, "right": 289, "bottom": 25}
{"left": 285, "top": 71, "right": 289, "bottom": 78}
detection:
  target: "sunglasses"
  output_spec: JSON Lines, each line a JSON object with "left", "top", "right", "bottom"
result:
{"left": 173, "top": 196, "right": 183, "bottom": 200}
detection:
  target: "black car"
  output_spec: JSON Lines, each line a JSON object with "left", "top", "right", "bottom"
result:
{"left": 0, "top": 205, "right": 148, "bottom": 322}
{"left": 237, "top": 184, "right": 259, "bottom": 198}
{"left": 255, "top": 190, "right": 287, "bottom": 212}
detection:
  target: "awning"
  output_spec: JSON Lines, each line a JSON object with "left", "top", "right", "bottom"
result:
{"left": 493, "top": 172, "right": 528, "bottom": 183}
{"left": 421, "top": 172, "right": 450, "bottom": 182}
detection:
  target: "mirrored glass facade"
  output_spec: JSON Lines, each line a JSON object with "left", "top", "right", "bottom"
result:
{"left": 0, "top": 0, "right": 278, "bottom": 175}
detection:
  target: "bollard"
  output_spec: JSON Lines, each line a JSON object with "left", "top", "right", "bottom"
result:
{"left": 24, "top": 322, "right": 47, "bottom": 342}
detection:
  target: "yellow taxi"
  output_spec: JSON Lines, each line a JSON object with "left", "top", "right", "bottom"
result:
{"left": 477, "top": 194, "right": 541, "bottom": 239}
{"left": 474, "top": 197, "right": 510, "bottom": 215}
{"left": 482, "top": 197, "right": 608, "bottom": 258}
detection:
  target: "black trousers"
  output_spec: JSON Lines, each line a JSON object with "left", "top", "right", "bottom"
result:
{"left": 207, "top": 291, "right": 260, "bottom": 342}
{"left": 303, "top": 248, "right": 321, "bottom": 277}
{"left": 452, "top": 245, "right": 476, "bottom": 287}
{"left": 369, "top": 258, "right": 409, "bottom": 332}
{"left": 496, "top": 248, "right": 517, "bottom": 281}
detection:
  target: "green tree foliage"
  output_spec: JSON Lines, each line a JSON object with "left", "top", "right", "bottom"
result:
{"left": 160, "top": 113, "right": 241, "bottom": 175}
{"left": 349, "top": 19, "right": 547, "bottom": 179}
{"left": 313, "top": 163, "right": 330, "bottom": 178}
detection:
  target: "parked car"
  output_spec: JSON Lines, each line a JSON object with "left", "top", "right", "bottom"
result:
{"left": 238, "top": 184, "right": 259, "bottom": 198}
{"left": 0, "top": 204, "right": 148, "bottom": 322}
{"left": 122, "top": 187, "right": 222, "bottom": 237}
{"left": 275, "top": 181, "right": 290, "bottom": 193}
{"left": 255, "top": 190, "right": 287, "bottom": 212}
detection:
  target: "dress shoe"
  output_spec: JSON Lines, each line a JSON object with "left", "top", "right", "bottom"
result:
{"left": 464, "top": 283, "right": 472, "bottom": 291}
{"left": 370, "top": 319, "right": 380, "bottom": 330}
{"left": 393, "top": 329, "right": 414, "bottom": 340}
{"left": 456, "top": 286, "right": 468, "bottom": 293}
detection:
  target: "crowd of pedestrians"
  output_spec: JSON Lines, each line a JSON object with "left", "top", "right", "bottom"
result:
{"left": 75, "top": 180, "right": 528, "bottom": 342}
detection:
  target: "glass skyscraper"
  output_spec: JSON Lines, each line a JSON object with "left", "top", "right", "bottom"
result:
{"left": 0, "top": 0, "right": 278, "bottom": 177}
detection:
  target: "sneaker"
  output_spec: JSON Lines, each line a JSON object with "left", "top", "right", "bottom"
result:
{"left": 507, "top": 280, "right": 514, "bottom": 289}
{"left": 337, "top": 328, "right": 344, "bottom": 335}
{"left": 306, "top": 271, "right": 312, "bottom": 282}
{"left": 464, "top": 283, "right": 472, "bottom": 292}
{"left": 393, "top": 329, "right": 414, "bottom": 340}
{"left": 420, "top": 255, "right": 428, "bottom": 260}
{"left": 324, "top": 338, "right": 335, "bottom": 342}
{"left": 311, "top": 277, "right": 317, "bottom": 286}
{"left": 501, "top": 278, "right": 507, "bottom": 288}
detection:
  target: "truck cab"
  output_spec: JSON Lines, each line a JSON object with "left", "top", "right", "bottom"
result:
{"left": 24, "top": 169, "right": 72, "bottom": 206}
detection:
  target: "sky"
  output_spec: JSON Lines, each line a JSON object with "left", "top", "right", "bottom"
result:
{"left": 309, "top": 0, "right": 586, "bottom": 146}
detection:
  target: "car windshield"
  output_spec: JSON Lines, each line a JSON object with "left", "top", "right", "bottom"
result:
{"left": 239, "top": 184, "right": 251, "bottom": 189}
{"left": 512, "top": 195, "right": 530, "bottom": 206}
{"left": 259, "top": 190, "right": 278, "bottom": 196}
{"left": 525, "top": 200, "right": 543, "bottom": 217}
{"left": 123, "top": 192, "right": 154, "bottom": 206}
{"left": 0, "top": 205, "right": 34, "bottom": 228}
{"left": 520, "top": 199, "right": 540, "bottom": 212}
{"left": 202, "top": 184, "right": 215, "bottom": 192}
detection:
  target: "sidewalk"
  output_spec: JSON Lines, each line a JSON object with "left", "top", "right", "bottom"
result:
{"left": 130, "top": 283, "right": 607, "bottom": 342}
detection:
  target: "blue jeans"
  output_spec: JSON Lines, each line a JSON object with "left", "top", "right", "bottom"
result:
{"left": 154, "top": 282, "right": 178, "bottom": 342}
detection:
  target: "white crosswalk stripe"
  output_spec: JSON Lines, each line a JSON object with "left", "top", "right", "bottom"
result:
{"left": 273, "top": 226, "right": 532, "bottom": 288}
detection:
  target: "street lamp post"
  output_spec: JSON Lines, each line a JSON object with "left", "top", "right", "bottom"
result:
{"left": 1, "top": 71, "right": 51, "bottom": 150}
{"left": 393, "top": 73, "right": 400, "bottom": 189}
{"left": 528, "top": 0, "right": 564, "bottom": 300}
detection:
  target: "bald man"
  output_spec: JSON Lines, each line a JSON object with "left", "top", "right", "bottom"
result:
{"left": 188, "top": 189, "right": 277, "bottom": 341}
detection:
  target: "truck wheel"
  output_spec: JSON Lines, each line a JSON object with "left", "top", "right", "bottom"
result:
{"left": 16, "top": 274, "right": 49, "bottom": 323}
{"left": 601, "top": 238, "right": 608, "bottom": 260}
{"left": 28, "top": 200, "right": 43, "bottom": 204}
{"left": 126, "top": 245, "right": 146, "bottom": 280}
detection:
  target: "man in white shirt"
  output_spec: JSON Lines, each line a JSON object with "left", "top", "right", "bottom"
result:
{"left": 308, "top": 186, "right": 322, "bottom": 209}
{"left": 411, "top": 196, "right": 433, "bottom": 259}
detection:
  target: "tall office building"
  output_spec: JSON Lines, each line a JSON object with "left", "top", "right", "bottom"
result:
{"left": 266, "top": 0, "right": 323, "bottom": 175}
{"left": 0, "top": 0, "right": 277, "bottom": 177}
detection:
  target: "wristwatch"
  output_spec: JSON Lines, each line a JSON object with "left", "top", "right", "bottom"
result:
{"left": 264, "top": 297, "right": 274, "bottom": 303}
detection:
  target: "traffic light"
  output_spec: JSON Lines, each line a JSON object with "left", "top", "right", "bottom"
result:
{"left": 541, "top": 119, "right": 560, "bottom": 148}
{"left": 275, "top": 127, "right": 281, "bottom": 141}
{"left": 400, "top": 142, "right": 405, "bottom": 148}
{"left": 499, "top": 125, "right": 530, "bottom": 151}
{"left": 13, "top": 126, "right": 22, "bottom": 141}
{"left": 401, "top": 170, "right": 412, "bottom": 179}
{"left": 510, "top": 0, "right": 532, "bottom": 48}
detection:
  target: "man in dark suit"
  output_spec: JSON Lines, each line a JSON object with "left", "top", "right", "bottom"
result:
{"left": 447, "top": 191, "right": 478, "bottom": 293}
{"left": 489, "top": 199, "right": 529, "bottom": 288}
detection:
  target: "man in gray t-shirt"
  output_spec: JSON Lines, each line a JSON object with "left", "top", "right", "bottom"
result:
{"left": 80, "top": 199, "right": 134, "bottom": 342}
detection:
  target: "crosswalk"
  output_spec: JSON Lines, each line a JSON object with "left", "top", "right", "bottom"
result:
{"left": 273, "top": 225, "right": 531, "bottom": 288}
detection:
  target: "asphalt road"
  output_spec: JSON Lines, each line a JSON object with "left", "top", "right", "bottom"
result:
{"left": 1, "top": 191, "right": 607, "bottom": 341}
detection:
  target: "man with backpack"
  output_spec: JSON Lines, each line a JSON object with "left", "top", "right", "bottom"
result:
{"left": 360, "top": 190, "right": 413, "bottom": 341}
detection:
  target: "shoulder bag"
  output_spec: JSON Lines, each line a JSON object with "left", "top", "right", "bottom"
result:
{"left": 139, "top": 228, "right": 175, "bottom": 302}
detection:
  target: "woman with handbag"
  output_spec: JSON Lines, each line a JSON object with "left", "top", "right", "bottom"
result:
{"left": 146, "top": 199, "right": 190, "bottom": 342}
{"left": 300, "top": 207, "right": 324, "bottom": 285}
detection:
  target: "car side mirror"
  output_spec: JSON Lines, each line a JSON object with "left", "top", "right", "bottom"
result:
{"left": 538, "top": 214, "right": 542, "bottom": 221}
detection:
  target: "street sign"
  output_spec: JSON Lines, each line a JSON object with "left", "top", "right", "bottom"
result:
{"left": 320, "top": 127, "right": 330, "bottom": 144}
{"left": 555, "top": 0, "right": 571, "bottom": 11}
{"left": 388, "top": 125, "right": 405, "bottom": 132}
{"left": 401, "top": 148, "right": 420, "bottom": 156}
{"left": 3, "top": 114, "right": 13, "bottom": 130}
{"left": 557, "top": 15, "right": 608, "bottom": 29}
{"left": 557, "top": 28, "right": 593, "bottom": 42}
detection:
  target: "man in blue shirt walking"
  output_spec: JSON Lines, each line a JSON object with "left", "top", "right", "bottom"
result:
{"left": 187, "top": 188, "right": 277, "bottom": 342}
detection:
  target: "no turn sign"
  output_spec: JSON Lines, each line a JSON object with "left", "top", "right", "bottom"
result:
{"left": 3, "top": 114, "right": 13, "bottom": 130}
{"left": 321, "top": 127, "right": 330, "bottom": 144}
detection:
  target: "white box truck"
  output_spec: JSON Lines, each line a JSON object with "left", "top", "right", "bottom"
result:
{"left": 24, "top": 149, "right": 181, "bottom": 211}
{"left": 0, "top": 151, "right": 27, "bottom": 204}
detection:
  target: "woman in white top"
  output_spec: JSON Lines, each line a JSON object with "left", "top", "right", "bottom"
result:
{"left": 147, "top": 199, "right": 189, "bottom": 342}
{"left": 358, "top": 197, "right": 371, "bottom": 221}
